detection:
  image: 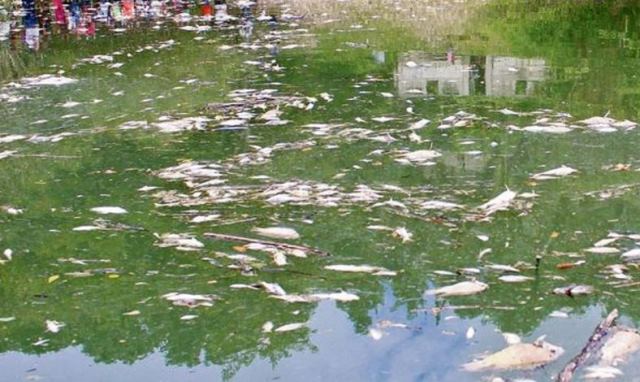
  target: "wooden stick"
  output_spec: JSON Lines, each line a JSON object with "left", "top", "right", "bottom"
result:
{"left": 556, "top": 309, "right": 619, "bottom": 382}
{"left": 204, "top": 232, "right": 330, "bottom": 257}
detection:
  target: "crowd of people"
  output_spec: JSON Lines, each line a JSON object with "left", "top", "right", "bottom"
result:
{"left": 1, "top": 0, "right": 239, "bottom": 50}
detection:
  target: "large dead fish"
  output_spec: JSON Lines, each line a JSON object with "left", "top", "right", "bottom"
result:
{"left": 531, "top": 165, "right": 578, "bottom": 180}
{"left": 477, "top": 189, "right": 517, "bottom": 215}
{"left": 424, "top": 280, "right": 488, "bottom": 297}
{"left": 463, "top": 338, "right": 564, "bottom": 371}
{"left": 600, "top": 327, "right": 640, "bottom": 366}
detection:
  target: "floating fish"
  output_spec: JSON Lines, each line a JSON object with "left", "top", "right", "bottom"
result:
{"left": 45, "top": 320, "right": 65, "bottom": 333}
{"left": 585, "top": 247, "right": 620, "bottom": 255}
{"left": 478, "top": 189, "right": 517, "bottom": 215}
{"left": 409, "top": 119, "right": 430, "bottom": 130}
{"left": 400, "top": 150, "right": 442, "bottom": 164}
{"left": 420, "top": 200, "right": 463, "bottom": 210}
{"left": 621, "top": 248, "right": 640, "bottom": 262}
{"left": 252, "top": 227, "right": 300, "bottom": 240}
{"left": 463, "top": 339, "right": 564, "bottom": 371}
{"left": 600, "top": 328, "right": 640, "bottom": 366}
{"left": 274, "top": 322, "right": 307, "bottom": 333}
{"left": 262, "top": 321, "right": 274, "bottom": 333}
{"left": 531, "top": 165, "right": 578, "bottom": 180}
{"left": 90, "top": 206, "right": 128, "bottom": 215}
{"left": 369, "top": 328, "right": 384, "bottom": 341}
{"left": 466, "top": 327, "right": 476, "bottom": 340}
{"left": 162, "top": 293, "right": 217, "bottom": 308}
{"left": 485, "top": 264, "right": 520, "bottom": 273}
{"left": 499, "top": 275, "right": 533, "bottom": 283}
{"left": 272, "top": 291, "right": 359, "bottom": 303}
{"left": 392, "top": 227, "right": 413, "bottom": 243}
{"left": 425, "top": 280, "right": 489, "bottom": 297}
{"left": 324, "top": 264, "right": 396, "bottom": 276}
{"left": 553, "top": 284, "right": 594, "bottom": 296}
{"left": 584, "top": 365, "right": 623, "bottom": 379}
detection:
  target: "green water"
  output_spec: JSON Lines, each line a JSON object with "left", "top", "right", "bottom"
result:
{"left": 2, "top": 2, "right": 640, "bottom": 381}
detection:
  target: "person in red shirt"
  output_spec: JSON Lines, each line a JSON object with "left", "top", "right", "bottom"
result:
{"left": 201, "top": 0, "right": 212, "bottom": 17}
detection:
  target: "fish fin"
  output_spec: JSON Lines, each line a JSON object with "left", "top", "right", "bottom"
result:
{"left": 533, "top": 335, "right": 547, "bottom": 347}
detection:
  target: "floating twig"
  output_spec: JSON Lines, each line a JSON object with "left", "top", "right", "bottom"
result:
{"left": 556, "top": 309, "right": 619, "bottom": 382}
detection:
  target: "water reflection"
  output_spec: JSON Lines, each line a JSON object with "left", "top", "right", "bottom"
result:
{"left": 0, "top": 0, "right": 257, "bottom": 52}
{"left": 396, "top": 52, "right": 547, "bottom": 97}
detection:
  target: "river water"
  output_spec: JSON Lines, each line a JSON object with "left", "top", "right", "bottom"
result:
{"left": 2, "top": 1, "right": 640, "bottom": 381}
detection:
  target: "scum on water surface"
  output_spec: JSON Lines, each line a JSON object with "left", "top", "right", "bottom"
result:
{"left": 3, "top": 0, "right": 640, "bottom": 381}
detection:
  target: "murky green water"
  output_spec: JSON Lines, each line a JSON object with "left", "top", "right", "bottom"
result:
{"left": 3, "top": 2, "right": 640, "bottom": 381}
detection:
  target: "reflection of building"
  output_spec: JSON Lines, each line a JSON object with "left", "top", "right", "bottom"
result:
{"left": 485, "top": 56, "right": 546, "bottom": 96}
{"left": 395, "top": 53, "right": 546, "bottom": 97}
{"left": 396, "top": 53, "right": 475, "bottom": 96}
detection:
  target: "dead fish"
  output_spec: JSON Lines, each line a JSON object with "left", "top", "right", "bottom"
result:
{"left": 272, "top": 291, "right": 359, "bottom": 303}
{"left": 522, "top": 125, "right": 573, "bottom": 134}
{"left": 162, "top": 293, "right": 217, "bottom": 308}
{"left": 262, "top": 321, "right": 274, "bottom": 333}
{"left": 155, "top": 233, "right": 204, "bottom": 250}
{"left": 600, "top": 328, "right": 640, "bottom": 366}
{"left": 90, "top": 206, "right": 127, "bottom": 214}
{"left": 621, "top": 248, "right": 640, "bottom": 262}
{"left": 180, "top": 315, "right": 198, "bottom": 321}
{"left": 594, "top": 237, "right": 619, "bottom": 247}
{"left": 274, "top": 322, "right": 307, "bottom": 333}
{"left": 531, "top": 165, "right": 578, "bottom": 180}
{"left": 258, "top": 282, "right": 287, "bottom": 296}
{"left": 420, "top": 200, "right": 463, "bottom": 210}
{"left": 478, "top": 189, "right": 517, "bottom": 215}
{"left": 252, "top": 227, "right": 300, "bottom": 240}
{"left": 553, "top": 284, "right": 594, "bottom": 297}
{"left": 499, "top": 275, "right": 533, "bottom": 283}
{"left": 502, "top": 332, "right": 522, "bottom": 345}
{"left": 585, "top": 247, "right": 620, "bottom": 255}
{"left": 485, "top": 264, "right": 520, "bottom": 273}
{"left": 425, "top": 280, "right": 489, "bottom": 297}
{"left": 45, "top": 320, "right": 65, "bottom": 333}
{"left": 372, "top": 116, "right": 396, "bottom": 123}
{"left": 466, "top": 327, "right": 476, "bottom": 340}
{"left": 392, "top": 227, "right": 413, "bottom": 243}
{"left": 463, "top": 338, "right": 564, "bottom": 371}
{"left": 584, "top": 365, "right": 623, "bottom": 379}
{"left": 409, "top": 119, "right": 430, "bottom": 130}
{"left": 369, "top": 328, "right": 384, "bottom": 341}
{"left": 401, "top": 150, "right": 442, "bottom": 163}
{"left": 324, "top": 264, "right": 397, "bottom": 276}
